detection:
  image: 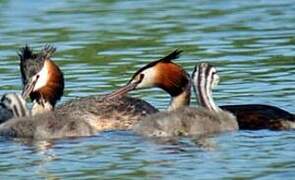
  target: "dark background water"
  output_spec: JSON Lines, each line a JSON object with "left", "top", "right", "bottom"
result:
{"left": 0, "top": 0, "right": 294, "bottom": 179}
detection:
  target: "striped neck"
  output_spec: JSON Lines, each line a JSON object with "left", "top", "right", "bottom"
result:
{"left": 193, "top": 63, "right": 220, "bottom": 112}
{"left": 0, "top": 93, "right": 30, "bottom": 119}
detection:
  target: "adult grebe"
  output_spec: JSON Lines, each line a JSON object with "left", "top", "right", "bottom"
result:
{"left": 0, "top": 93, "right": 29, "bottom": 123}
{"left": 20, "top": 45, "right": 157, "bottom": 128}
{"left": 57, "top": 49, "right": 192, "bottom": 131}
{"left": 133, "top": 63, "right": 238, "bottom": 137}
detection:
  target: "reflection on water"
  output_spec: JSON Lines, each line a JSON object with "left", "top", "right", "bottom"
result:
{"left": 0, "top": 0, "right": 294, "bottom": 178}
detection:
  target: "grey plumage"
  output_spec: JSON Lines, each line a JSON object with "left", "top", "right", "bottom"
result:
{"left": 0, "top": 96, "right": 157, "bottom": 139}
{"left": 133, "top": 107, "right": 237, "bottom": 137}
{"left": 0, "top": 111, "right": 95, "bottom": 139}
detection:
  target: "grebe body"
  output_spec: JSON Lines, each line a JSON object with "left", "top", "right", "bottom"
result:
{"left": 221, "top": 104, "right": 294, "bottom": 130}
{"left": 0, "top": 95, "right": 157, "bottom": 139}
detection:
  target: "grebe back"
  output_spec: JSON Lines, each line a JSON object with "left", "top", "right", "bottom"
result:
{"left": 221, "top": 104, "right": 294, "bottom": 130}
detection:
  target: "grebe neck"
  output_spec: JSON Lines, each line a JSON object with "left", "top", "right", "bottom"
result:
{"left": 154, "top": 63, "right": 191, "bottom": 111}
{"left": 194, "top": 63, "right": 221, "bottom": 112}
{"left": 168, "top": 78, "right": 191, "bottom": 111}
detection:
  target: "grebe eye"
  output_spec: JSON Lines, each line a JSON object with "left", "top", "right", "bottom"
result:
{"left": 138, "top": 74, "right": 144, "bottom": 82}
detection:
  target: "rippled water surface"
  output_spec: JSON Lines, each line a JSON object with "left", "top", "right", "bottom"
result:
{"left": 0, "top": 0, "right": 294, "bottom": 179}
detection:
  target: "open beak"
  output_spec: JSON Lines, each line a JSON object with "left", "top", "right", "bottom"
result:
{"left": 102, "top": 80, "right": 140, "bottom": 100}
{"left": 22, "top": 78, "right": 38, "bottom": 99}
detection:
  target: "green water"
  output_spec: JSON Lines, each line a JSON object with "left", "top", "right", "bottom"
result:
{"left": 0, "top": 0, "right": 294, "bottom": 179}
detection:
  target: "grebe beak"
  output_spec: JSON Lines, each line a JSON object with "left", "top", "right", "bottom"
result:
{"left": 22, "top": 76, "right": 39, "bottom": 99}
{"left": 102, "top": 79, "right": 141, "bottom": 100}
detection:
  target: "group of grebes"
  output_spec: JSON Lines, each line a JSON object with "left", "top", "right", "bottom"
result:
{"left": 0, "top": 45, "right": 293, "bottom": 139}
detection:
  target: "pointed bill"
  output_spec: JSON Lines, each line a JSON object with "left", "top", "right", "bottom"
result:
{"left": 102, "top": 79, "right": 141, "bottom": 100}
{"left": 21, "top": 78, "right": 38, "bottom": 99}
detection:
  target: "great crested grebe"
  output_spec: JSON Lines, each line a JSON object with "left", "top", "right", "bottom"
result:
{"left": 19, "top": 44, "right": 157, "bottom": 122}
{"left": 0, "top": 93, "right": 29, "bottom": 123}
{"left": 105, "top": 49, "right": 191, "bottom": 111}
{"left": 132, "top": 63, "right": 238, "bottom": 137}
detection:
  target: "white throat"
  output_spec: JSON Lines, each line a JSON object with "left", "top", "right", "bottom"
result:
{"left": 33, "top": 61, "right": 50, "bottom": 91}
{"left": 168, "top": 79, "right": 191, "bottom": 111}
{"left": 168, "top": 90, "right": 190, "bottom": 111}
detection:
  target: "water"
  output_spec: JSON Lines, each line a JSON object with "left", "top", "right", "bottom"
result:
{"left": 0, "top": 0, "right": 294, "bottom": 179}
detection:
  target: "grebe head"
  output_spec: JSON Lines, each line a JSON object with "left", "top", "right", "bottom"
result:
{"left": 19, "top": 45, "right": 64, "bottom": 114}
{"left": 106, "top": 50, "right": 191, "bottom": 111}
{"left": 0, "top": 93, "right": 30, "bottom": 123}
{"left": 192, "top": 63, "right": 220, "bottom": 112}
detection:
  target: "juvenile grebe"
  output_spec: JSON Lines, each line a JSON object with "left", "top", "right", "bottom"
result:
{"left": 0, "top": 93, "right": 29, "bottom": 123}
{"left": 105, "top": 49, "right": 191, "bottom": 111}
{"left": 133, "top": 63, "right": 238, "bottom": 137}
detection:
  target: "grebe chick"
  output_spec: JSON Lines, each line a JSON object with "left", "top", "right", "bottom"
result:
{"left": 133, "top": 63, "right": 238, "bottom": 137}
{"left": 19, "top": 45, "right": 64, "bottom": 115}
{"left": 0, "top": 82, "right": 95, "bottom": 139}
{"left": 0, "top": 93, "right": 29, "bottom": 123}
{"left": 0, "top": 111, "right": 95, "bottom": 139}
{"left": 105, "top": 49, "right": 191, "bottom": 111}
